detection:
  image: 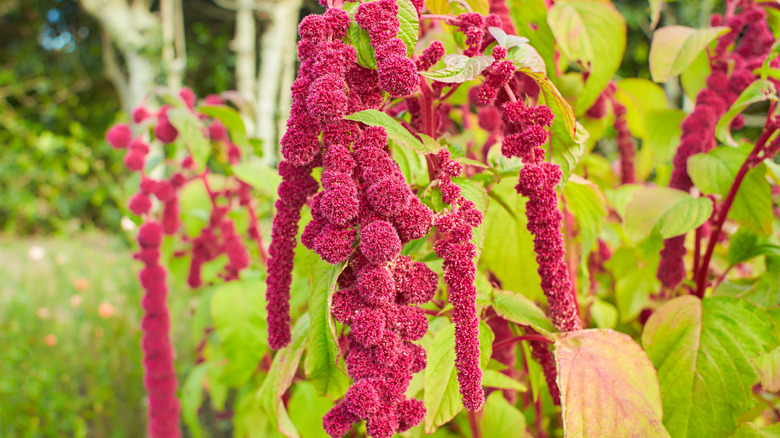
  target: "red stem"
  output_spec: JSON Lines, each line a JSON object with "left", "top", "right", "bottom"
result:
{"left": 492, "top": 334, "right": 553, "bottom": 351}
{"left": 468, "top": 410, "right": 482, "bottom": 438}
{"left": 694, "top": 107, "right": 777, "bottom": 297}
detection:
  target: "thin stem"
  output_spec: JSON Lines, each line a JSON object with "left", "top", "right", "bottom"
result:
{"left": 693, "top": 224, "right": 702, "bottom": 281}
{"left": 438, "top": 83, "right": 462, "bottom": 102}
{"left": 493, "top": 334, "right": 553, "bottom": 351}
{"left": 503, "top": 83, "right": 517, "bottom": 103}
{"left": 467, "top": 410, "right": 482, "bottom": 438}
{"left": 695, "top": 115, "right": 776, "bottom": 297}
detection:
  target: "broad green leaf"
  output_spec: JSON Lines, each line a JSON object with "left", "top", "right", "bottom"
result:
{"left": 487, "top": 26, "right": 529, "bottom": 49}
{"left": 548, "top": 1, "right": 627, "bottom": 113}
{"left": 589, "top": 298, "right": 618, "bottom": 329}
{"left": 424, "top": 322, "right": 493, "bottom": 432}
{"left": 562, "top": 178, "right": 606, "bottom": 254}
{"left": 649, "top": 25, "right": 729, "bottom": 83}
{"left": 731, "top": 422, "right": 780, "bottom": 438}
{"left": 480, "top": 392, "right": 527, "bottom": 436}
{"left": 624, "top": 186, "right": 713, "bottom": 242}
{"left": 181, "top": 363, "right": 210, "bottom": 438}
{"left": 345, "top": 109, "right": 426, "bottom": 154}
{"left": 714, "top": 275, "right": 780, "bottom": 309}
{"left": 199, "top": 105, "right": 249, "bottom": 151}
{"left": 688, "top": 145, "right": 773, "bottom": 237}
{"left": 211, "top": 279, "right": 268, "bottom": 386}
{"left": 425, "top": 0, "right": 489, "bottom": 16}
{"left": 482, "top": 369, "right": 528, "bottom": 392}
{"left": 391, "top": 141, "right": 427, "bottom": 187}
{"left": 715, "top": 79, "right": 778, "bottom": 147}
{"left": 490, "top": 288, "right": 555, "bottom": 334}
{"left": 727, "top": 228, "right": 780, "bottom": 267}
{"left": 258, "top": 314, "right": 311, "bottom": 437}
{"left": 555, "top": 329, "right": 669, "bottom": 437}
{"left": 345, "top": 1, "right": 376, "bottom": 69}
{"left": 680, "top": 49, "right": 711, "bottom": 101}
{"left": 481, "top": 178, "right": 544, "bottom": 302}
{"left": 615, "top": 78, "right": 669, "bottom": 138}
{"left": 508, "top": 0, "right": 556, "bottom": 75}
{"left": 304, "top": 255, "right": 350, "bottom": 398}
{"left": 397, "top": 0, "right": 419, "bottom": 57}
{"left": 168, "top": 107, "right": 209, "bottom": 170}
{"left": 506, "top": 43, "right": 546, "bottom": 73}
{"left": 751, "top": 346, "right": 780, "bottom": 392}
{"left": 231, "top": 159, "right": 281, "bottom": 197}
{"left": 605, "top": 247, "right": 658, "bottom": 323}
{"left": 421, "top": 54, "right": 495, "bottom": 83}
{"left": 642, "top": 296, "right": 780, "bottom": 438}
{"left": 419, "top": 133, "right": 444, "bottom": 154}
{"left": 645, "top": 109, "right": 686, "bottom": 163}
{"left": 234, "top": 390, "right": 283, "bottom": 438}
{"left": 287, "top": 381, "right": 334, "bottom": 438}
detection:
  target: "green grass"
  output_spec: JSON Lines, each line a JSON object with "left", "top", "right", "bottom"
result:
{"left": 0, "top": 233, "right": 158, "bottom": 437}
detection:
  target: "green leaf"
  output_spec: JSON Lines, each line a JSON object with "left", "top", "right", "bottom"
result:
{"left": 419, "top": 133, "right": 444, "bottom": 154}
{"left": 480, "top": 392, "right": 527, "bottom": 436}
{"left": 506, "top": 44, "right": 546, "bottom": 73}
{"left": 688, "top": 145, "right": 773, "bottom": 236}
{"left": 210, "top": 279, "right": 268, "bottom": 386}
{"left": 452, "top": 177, "right": 488, "bottom": 261}
{"left": 258, "top": 314, "right": 311, "bottom": 437}
{"left": 614, "top": 78, "right": 669, "bottom": 138}
{"left": 491, "top": 288, "right": 555, "bottom": 335}
{"left": 420, "top": 54, "right": 496, "bottom": 83}
{"left": 589, "top": 298, "right": 618, "bottom": 329}
{"left": 623, "top": 186, "right": 713, "bottom": 242}
{"left": 168, "top": 107, "right": 209, "bottom": 170}
{"left": 680, "top": 48, "right": 711, "bottom": 101}
{"left": 751, "top": 346, "right": 780, "bottom": 392}
{"left": 548, "top": 1, "right": 627, "bottom": 113}
{"left": 199, "top": 105, "right": 249, "bottom": 151}
{"left": 727, "top": 228, "right": 780, "bottom": 267}
{"left": 715, "top": 79, "right": 778, "bottom": 147}
{"left": 562, "top": 178, "right": 606, "bottom": 254}
{"left": 391, "top": 141, "right": 427, "bottom": 187}
{"left": 344, "top": 109, "right": 427, "bottom": 154}
{"left": 303, "top": 255, "right": 350, "bottom": 398}
{"left": 644, "top": 109, "right": 687, "bottom": 163}
{"left": 555, "top": 329, "right": 669, "bottom": 437}
{"left": 346, "top": 1, "right": 376, "bottom": 69}
{"left": 605, "top": 247, "right": 658, "bottom": 322}
{"left": 231, "top": 159, "right": 281, "bottom": 197}
{"left": 649, "top": 0, "right": 663, "bottom": 29}
{"left": 649, "top": 25, "right": 729, "bottom": 83}
{"left": 424, "top": 321, "right": 493, "bottom": 432}
{"left": 397, "top": 0, "right": 419, "bottom": 57}
{"left": 508, "top": 0, "right": 556, "bottom": 75}
{"left": 730, "top": 422, "right": 780, "bottom": 438}
{"left": 481, "top": 178, "right": 544, "bottom": 302}
{"left": 181, "top": 363, "right": 210, "bottom": 438}
{"left": 287, "top": 381, "right": 334, "bottom": 438}
{"left": 482, "top": 369, "right": 528, "bottom": 392}
{"left": 487, "top": 26, "right": 529, "bottom": 49}
{"left": 642, "top": 296, "right": 780, "bottom": 438}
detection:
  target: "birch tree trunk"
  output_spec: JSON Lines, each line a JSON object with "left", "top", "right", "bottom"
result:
{"left": 80, "top": 0, "right": 162, "bottom": 113}
{"left": 256, "top": 0, "right": 302, "bottom": 164}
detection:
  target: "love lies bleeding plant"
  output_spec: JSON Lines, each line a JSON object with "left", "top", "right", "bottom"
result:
{"left": 107, "top": 0, "right": 780, "bottom": 436}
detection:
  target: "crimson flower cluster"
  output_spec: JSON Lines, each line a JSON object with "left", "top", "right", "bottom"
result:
{"left": 499, "top": 100, "right": 582, "bottom": 332}
{"left": 315, "top": 125, "right": 437, "bottom": 438}
{"left": 433, "top": 149, "right": 486, "bottom": 411}
{"left": 586, "top": 83, "right": 636, "bottom": 184}
{"left": 135, "top": 222, "right": 181, "bottom": 437}
{"left": 107, "top": 89, "right": 262, "bottom": 435}
{"left": 450, "top": 13, "right": 503, "bottom": 57}
{"left": 658, "top": 0, "right": 776, "bottom": 288}
{"left": 355, "top": 0, "right": 418, "bottom": 97}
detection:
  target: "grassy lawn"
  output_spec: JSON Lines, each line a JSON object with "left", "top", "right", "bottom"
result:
{"left": 0, "top": 233, "right": 151, "bottom": 437}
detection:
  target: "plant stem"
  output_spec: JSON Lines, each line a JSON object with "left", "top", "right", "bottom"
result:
{"left": 694, "top": 116, "right": 776, "bottom": 297}
{"left": 492, "top": 334, "right": 553, "bottom": 351}
{"left": 468, "top": 410, "right": 482, "bottom": 438}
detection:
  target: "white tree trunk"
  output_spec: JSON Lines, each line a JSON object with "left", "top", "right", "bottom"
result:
{"left": 234, "top": 0, "right": 257, "bottom": 134}
{"left": 256, "top": 0, "right": 302, "bottom": 163}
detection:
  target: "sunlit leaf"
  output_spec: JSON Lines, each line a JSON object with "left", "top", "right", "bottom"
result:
{"left": 649, "top": 25, "right": 729, "bottom": 83}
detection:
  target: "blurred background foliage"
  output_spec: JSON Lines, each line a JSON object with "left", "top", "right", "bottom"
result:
{"left": 0, "top": 0, "right": 740, "bottom": 436}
